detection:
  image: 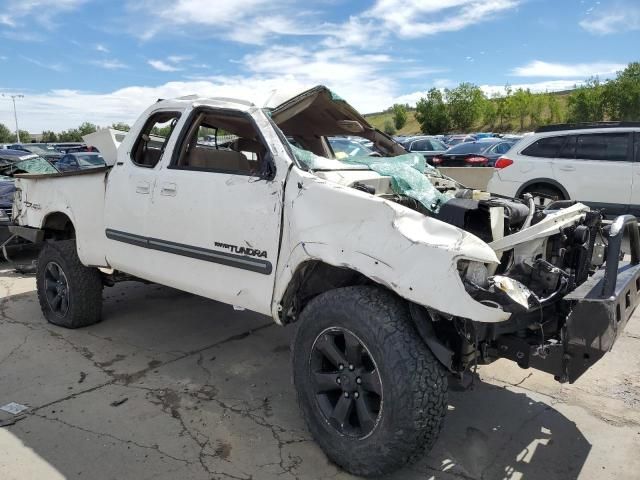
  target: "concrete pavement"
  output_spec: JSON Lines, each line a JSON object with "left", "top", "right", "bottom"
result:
{"left": 1, "top": 267, "right": 639, "bottom": 479}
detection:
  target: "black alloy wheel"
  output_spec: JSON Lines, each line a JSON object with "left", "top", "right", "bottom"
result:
{"left": 310, "top": 327, "right": 382, "bottom": 438}
{"left": 43, "top": 261, "right": 70, "bottom": 317}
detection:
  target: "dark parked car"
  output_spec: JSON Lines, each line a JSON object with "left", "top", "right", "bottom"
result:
{"left": 445, "top": 134, "right": 477, "bottom": 146}
{"left": 55, "top": 152, "right": 107, "bottom": 172}
{"left": 53, "top": 143, "right": 99, "bottom": 154}
{"left": 402, "top": 136, "right": 448, "bottom": 164}
{"left": 433, "top": 139, "right": 515, "bottom": 167}
{"left": 8, "top": 143, "right": 62, "bottom": 161}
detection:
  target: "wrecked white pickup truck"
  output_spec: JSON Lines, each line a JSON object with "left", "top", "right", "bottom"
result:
{"left": 8, "top": 86, "right": 640, "bottom": 477}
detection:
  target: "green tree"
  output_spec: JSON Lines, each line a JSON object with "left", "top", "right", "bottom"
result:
{"left": 0, "top": 123, "right": 12, "bottom": 142}
{"left": 546, "top": 93, "right": 562, "bottom": 124}
{"left": 391, "top": 104, "right": 408, "bottom": 130}
{"left": 494, "top": 86, "right": 512, "bottom": 131}
{"left": 508, "top": 88, "right": 533, "bottom": 130}
{"left": 78, "top": 122, "right": 97, "bottom": 136}
{"left": 8, "top": 130, "right": 31, "bottom": 143}
{"left": 445, "top": 82, "right": 485, "bottom": 131}
{"left": 58, "top": 129, "right": 83, "bottom": 142}
{"left": 604, "top": 62, "right": 640, "bottom": 121}
{"left": 529, "top": 93, "right": 545, "bottom": 128}
{"left": 482, "top": 98, "right": 497, "bottom": 129}
{"left": 41, "top": 130, "right": 58, "bottom": 142}
{"left": 151, "top": 125, "right": 173, "bottom": 137}
{"left": 383, "top": 119, "right": 396, "bottom": 135}
{"left": 111, "top": 122, "right": 131, "bottom": 132}
{"left": 415, "top": 88, "right": 451, "bottom": 134}
{"left": 566, "top": 77, "right": 605, "bottom": 123}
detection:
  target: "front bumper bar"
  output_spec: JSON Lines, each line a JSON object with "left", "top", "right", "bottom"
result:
{"left": 497, "top": 215, "right": 640, "bottom": 383}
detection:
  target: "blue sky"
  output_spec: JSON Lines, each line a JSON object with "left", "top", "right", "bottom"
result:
{"left": 0, "top": 0, "right": 639, "bottom": 132}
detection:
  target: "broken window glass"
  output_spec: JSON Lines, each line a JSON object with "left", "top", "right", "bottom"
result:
{"left": 288, "top": 144, "right": 452, "bottom": 213}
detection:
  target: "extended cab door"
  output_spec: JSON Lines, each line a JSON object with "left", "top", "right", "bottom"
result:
{"left": 552, "top": 132, "right": 632, "bottom": 216}
{"left": 140, "top": 107, "right": 284, "bottom": 315}
{"left": 104, "top": 110, "right": 183, "bottom": 275}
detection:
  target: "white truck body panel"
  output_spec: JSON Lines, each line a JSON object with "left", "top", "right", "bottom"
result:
{"left": 12, "top": 91, "right": 591, "bottom": 326}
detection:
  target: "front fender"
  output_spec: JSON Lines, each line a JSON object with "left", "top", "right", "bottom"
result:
{"left": 273, "top": 169, "right": 510, "bottom": 324}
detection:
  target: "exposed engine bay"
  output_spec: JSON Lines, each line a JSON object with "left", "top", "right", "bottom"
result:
{"left": 314, "top": 166, "right": 618, "bottom": 383}
{"left": 270, "top": 85, "right": 638, "bottom": 384}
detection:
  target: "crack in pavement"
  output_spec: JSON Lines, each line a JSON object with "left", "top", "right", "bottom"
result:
{"left": 31, "top": 412, "right": 192, "bottom": 465}
{"left": 27, "top": 322, "right": 275, "bottom": 414}
{"left": 130, "top": 351, "right": 310, "bottom": 479}
{"left": 487, "top": 375, "right": 640, "bottom": 428}
{"left": 0, "top": 331, "right": 30, "bottom": 366}
{"left": 2, "top": 320, "right": 278, "bottom": 479}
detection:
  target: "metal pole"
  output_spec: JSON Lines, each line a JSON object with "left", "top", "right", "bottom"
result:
{"left": 2, "top": 94, "right": 24, "bottom": 143}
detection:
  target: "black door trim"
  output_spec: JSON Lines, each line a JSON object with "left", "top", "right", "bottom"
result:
{"left": 105, "top": 228, "right": 272, "bottom": 275}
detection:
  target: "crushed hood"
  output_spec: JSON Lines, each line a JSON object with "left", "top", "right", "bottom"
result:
{"left": 270, "top": 85, "right": 406, "bottom": 156}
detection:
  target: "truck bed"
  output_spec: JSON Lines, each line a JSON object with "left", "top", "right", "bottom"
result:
{"left": 13, "top": 168, "right": 110, "bottom": 267}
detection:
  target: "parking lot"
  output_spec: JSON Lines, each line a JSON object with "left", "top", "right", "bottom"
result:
{"left": 0, "top": 267, "right": 638, "bottom": 480}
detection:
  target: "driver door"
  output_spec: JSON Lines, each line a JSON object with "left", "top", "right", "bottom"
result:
{"left": 141, "top": 108, "right": 284, "bottom": 315}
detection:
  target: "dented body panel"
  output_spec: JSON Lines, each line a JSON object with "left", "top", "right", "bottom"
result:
{"left": 272, "top": 167, "right": 509, "bottom": 323}
{"left": 11, "top": 86, "right": 637, "bottom": 385}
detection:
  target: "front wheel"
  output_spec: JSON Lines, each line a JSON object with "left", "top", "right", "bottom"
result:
{"left": 36, "top": 240, "right": 103, "bottom": 328}
{"left": 292, "top": 286, "right": 448, "bottom": 477}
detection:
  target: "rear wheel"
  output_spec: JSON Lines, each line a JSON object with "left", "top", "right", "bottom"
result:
{"left": 521, "top": 185, "right": 564, "bottom": 208}
{"left": 36, "top": 240, "right": 103, "bottom": 328}
{"left": 292, "top": 286, "right": 448, "bottom": 477}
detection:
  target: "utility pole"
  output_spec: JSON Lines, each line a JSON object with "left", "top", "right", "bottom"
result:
{"left": 2, "top": 94, "right": 24, "bottom": 143}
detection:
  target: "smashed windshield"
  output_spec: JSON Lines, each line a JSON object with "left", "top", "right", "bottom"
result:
{"left": 289, "top": 144, "right": 452, "bottom": 213}
{"left": 0, "top": 156, "right": 59, "bottom": 176}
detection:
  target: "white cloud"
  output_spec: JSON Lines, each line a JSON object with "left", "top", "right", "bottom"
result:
{"left": 166, "top": 55, "right": 189, "bottom": 64}
{"left": 134, "top": 0, "right": 518, "bottom": 47}
{"left": 0, "top": 0, "right": 85, "bottom": 29}
{"left": 511, "top": 60, "right": 625, "bottom": 78}
{"left": 132, "top": 0, "right": 326, "bottom": 44}
{"left": 95, "top": 44, "right": 109, "bottom": 53}
{"left": 2, "top": 67, "right": 399, "bottom": 132}
{"left": 580, "top": 4, "right": 640, "bottom": 34}
{"left": 92, "top": 59, "right": 127, "bottom": 70}
{"left": 21, "top": 56, "right": 64, "bottom": 71}
{"left": 148, "top": 59, "right": 181, "bottom": 72}
{"left": 364, "top": 0, "right": 519, "bottom": 38}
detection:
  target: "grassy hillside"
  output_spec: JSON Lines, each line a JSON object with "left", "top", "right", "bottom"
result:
{"left": 364, "top": 91, "right": 571, "bottom": 135}
{"left": 365, "top": 110, "right": 422, "bottom": 135}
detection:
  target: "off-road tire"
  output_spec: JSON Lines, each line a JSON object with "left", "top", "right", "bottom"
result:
{"left": 36, "top": 240, "right": 103, "bottom": 328}
{"left": 292, "top": 286, "right": 448, "bottom": 477}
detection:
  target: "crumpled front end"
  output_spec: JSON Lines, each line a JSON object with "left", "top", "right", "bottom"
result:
{"left": 451, "top": 202, "right": 639, "bottom": 383}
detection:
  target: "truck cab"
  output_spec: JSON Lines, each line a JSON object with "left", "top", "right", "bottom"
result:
{"left": 8, "top": 86, "right": 640, "bottom": 477}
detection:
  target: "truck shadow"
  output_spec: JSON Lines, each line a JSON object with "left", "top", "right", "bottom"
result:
{"left": 0, "top": 281, "right": 591, "bottom": 480}
{"left": 396, "top": 377, "right": 591, "bottom": 480}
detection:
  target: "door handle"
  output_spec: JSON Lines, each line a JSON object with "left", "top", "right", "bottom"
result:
{"left": 136, "top": 181, "right": 150, "bottom": 194}
{"left": 160, "top": 183, "right": 177, "bottom": 196}
{"left": 557, "top": 165, "right": 575, "bottom": 172}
